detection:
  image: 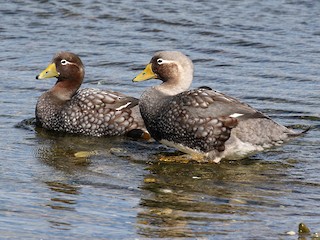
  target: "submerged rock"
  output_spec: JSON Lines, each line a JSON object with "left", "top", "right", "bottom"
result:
{"left": 299, "top": 222, "right": 311, "bottom": 234}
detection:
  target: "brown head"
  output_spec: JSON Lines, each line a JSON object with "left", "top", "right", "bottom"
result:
{"left": 36, "top": 51, "right": 85, "bottom": 101}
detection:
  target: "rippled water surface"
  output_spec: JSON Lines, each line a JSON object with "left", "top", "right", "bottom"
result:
{"left": 1, "top": 0, "right": 319, "bottom": 239}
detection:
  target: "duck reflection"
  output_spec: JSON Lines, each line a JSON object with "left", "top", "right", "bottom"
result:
{"left": 34, "top": 126, "right": 130, "bottom": 172}
{"left": 45, "top": 181, "right": 79, "bottom": 211}
{"left": 46, "top": 181, "right": 80, "bottom": 215}
{"left": 43, "top": 181, "right": 80, "bottom": 231}
{"left": 29, "top": 118, "right": 296, "bottom": 238}
{"left": 137, "top": 159, "right": 294, "bottom": 238}
{"left": 33, "top": 126, "right": 132, "bottom": 231}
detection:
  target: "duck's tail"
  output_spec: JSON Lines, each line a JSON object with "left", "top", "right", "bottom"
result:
{"left": 288, "top": 126, "right": 311, "bottom": 137}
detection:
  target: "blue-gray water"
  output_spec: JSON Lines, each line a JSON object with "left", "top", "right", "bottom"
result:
{"left": 1, "top": 0, "right": 319, "bottom": 239}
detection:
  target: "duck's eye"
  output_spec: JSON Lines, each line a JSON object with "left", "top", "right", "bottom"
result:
{"left": 157, "top": 58, "right": 164, "bottom": 65}
{"left": 60, "top": 59, "right": 69, "bottom": 65}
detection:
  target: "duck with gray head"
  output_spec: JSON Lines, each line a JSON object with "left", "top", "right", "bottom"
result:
{"left": 133, "top": 51, "right": 305, "bottom": 163}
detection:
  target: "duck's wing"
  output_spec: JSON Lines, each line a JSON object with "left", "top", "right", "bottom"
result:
{"left": 158, "top": 88, "right": 268, "bottom": 153}
{"left": 75, "top": 88, "right": 139, "bottom": 111}
{"left": 61, "top": 88, "right": 144, "bottom": 136}
{"left": 179, "top": 88, "right": 268, "bottom": 120}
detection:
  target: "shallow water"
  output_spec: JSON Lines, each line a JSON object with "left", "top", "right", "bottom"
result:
{"left": 0, "top": 0, "right": 319, "bottom": 239}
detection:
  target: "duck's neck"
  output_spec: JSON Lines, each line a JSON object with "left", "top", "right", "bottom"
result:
{"left": 49, "top": 79, "right": 81, "bottom": 101}
{"left": 155, "top": 70, "right": 193, "bottom": 96}
{"left": 139, "top": 87, "right": 169, "bottom": 125}
{"left": 140, "top": 70, "right": 193, "bottom": 122}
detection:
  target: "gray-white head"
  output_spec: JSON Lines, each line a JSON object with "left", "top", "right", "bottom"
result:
{"left": 133, "top": 51, "right": 194, "bottom": 95}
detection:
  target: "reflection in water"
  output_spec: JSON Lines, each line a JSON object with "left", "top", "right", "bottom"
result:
{"left": 45, "top": 181, "right": 80, "bottom": 230}
{"left": 15, "top": 118, "right": 317, "bottom": 238}
{"left": 33, "top": 128, "right": 85, "bottom": 230}
{"left": 137, "top": 160, "right": 293, "bottom": 238}
{"left": 34, "top": 126, "right": 124, "bottom": 172}
{"left": 46, "top": 181, "right": 79, "bottom": 212}
{"left": 33, "top": 125, "right": 151, "bottom": 234}
{"left": 33, "top": 127, "right": 112, "bottom": 231}
{"left": 47, "top": 220, "right": 72, "bottom": 231}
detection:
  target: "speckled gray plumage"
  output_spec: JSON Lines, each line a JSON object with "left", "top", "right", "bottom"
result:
{"left": 140, "top": 88, "right": 240, "bottom": 152}
{"left": 135, "top": 51, "right": 300, "bottom": 162}
{"left": 36, "top": 52, "right": 146, "bottom": 137}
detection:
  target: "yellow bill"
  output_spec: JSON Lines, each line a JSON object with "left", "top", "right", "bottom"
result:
{"left": 36, "top": 63, "right": 59, "bottom": 79}
{"left": 132, "top": 63, "right": 157, "bottom": 82}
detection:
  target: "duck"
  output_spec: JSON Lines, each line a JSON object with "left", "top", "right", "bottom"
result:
{"left": 36, "top": 51, "right": 148, "bottom": 138}
{"left": 133, "top": 51, "right": 304, "bottom": 163}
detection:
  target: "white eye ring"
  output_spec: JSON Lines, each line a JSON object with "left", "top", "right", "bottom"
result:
{"left": 61, "top": 59, "right": 70, "bottom": 65}
{"left": 157, "top": 58, "right": 175, "bottom": 65}
{"left": 157, "top": 58, "right": 164, "bottom": 65}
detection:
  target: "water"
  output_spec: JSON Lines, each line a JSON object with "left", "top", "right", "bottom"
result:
{"left": 0, "top": 0, "right": 319, "bottom": 239}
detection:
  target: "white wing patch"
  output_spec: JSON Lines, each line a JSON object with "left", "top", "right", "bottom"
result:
{"left": 229, "top": 113, "right": 244, "bottom": 118}
{"left": 116, "top": 102, "right": 131, "bottom": 111}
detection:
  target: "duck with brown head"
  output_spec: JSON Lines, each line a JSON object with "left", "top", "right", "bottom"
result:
{"left": 133, "top": 51, "right": 304, "bottom": 163}
{"left": 36, "top": 51, "right": 148, "bottom": 138}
